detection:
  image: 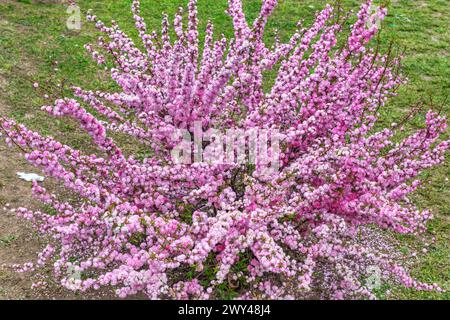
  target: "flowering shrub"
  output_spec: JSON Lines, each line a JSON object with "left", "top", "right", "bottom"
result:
{"left": 0, "top": 0, "right": 448, "bottom": 299}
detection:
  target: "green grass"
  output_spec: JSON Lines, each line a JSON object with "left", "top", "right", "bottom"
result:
{"left": 0, "top": 0, "right": 448, "bottom": 299}
{"left": 0, "top": 235, "right": 17, "bottom": 247}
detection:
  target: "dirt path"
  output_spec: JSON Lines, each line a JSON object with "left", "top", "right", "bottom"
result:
{"left": 0, "top": 145, "right": 46, "bottom": 299}
{"left": 0, "top": 94, "right": 70, "bottom": 299}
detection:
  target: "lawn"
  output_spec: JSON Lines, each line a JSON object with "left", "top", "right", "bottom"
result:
{"left": 0, "top": 0, "right": 448, "bottom": 299}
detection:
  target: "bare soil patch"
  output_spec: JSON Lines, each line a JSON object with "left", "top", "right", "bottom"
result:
{"left": 0, "top": 91, "right": 114, "bottom": 299}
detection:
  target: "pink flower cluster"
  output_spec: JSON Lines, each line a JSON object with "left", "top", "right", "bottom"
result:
{"left": 0, "top": 0, "right": 448, "bottom": 299}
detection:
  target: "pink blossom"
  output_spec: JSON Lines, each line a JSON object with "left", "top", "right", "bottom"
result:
{"left": 0, "top": 0, "right": 447, "bottom": 300}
